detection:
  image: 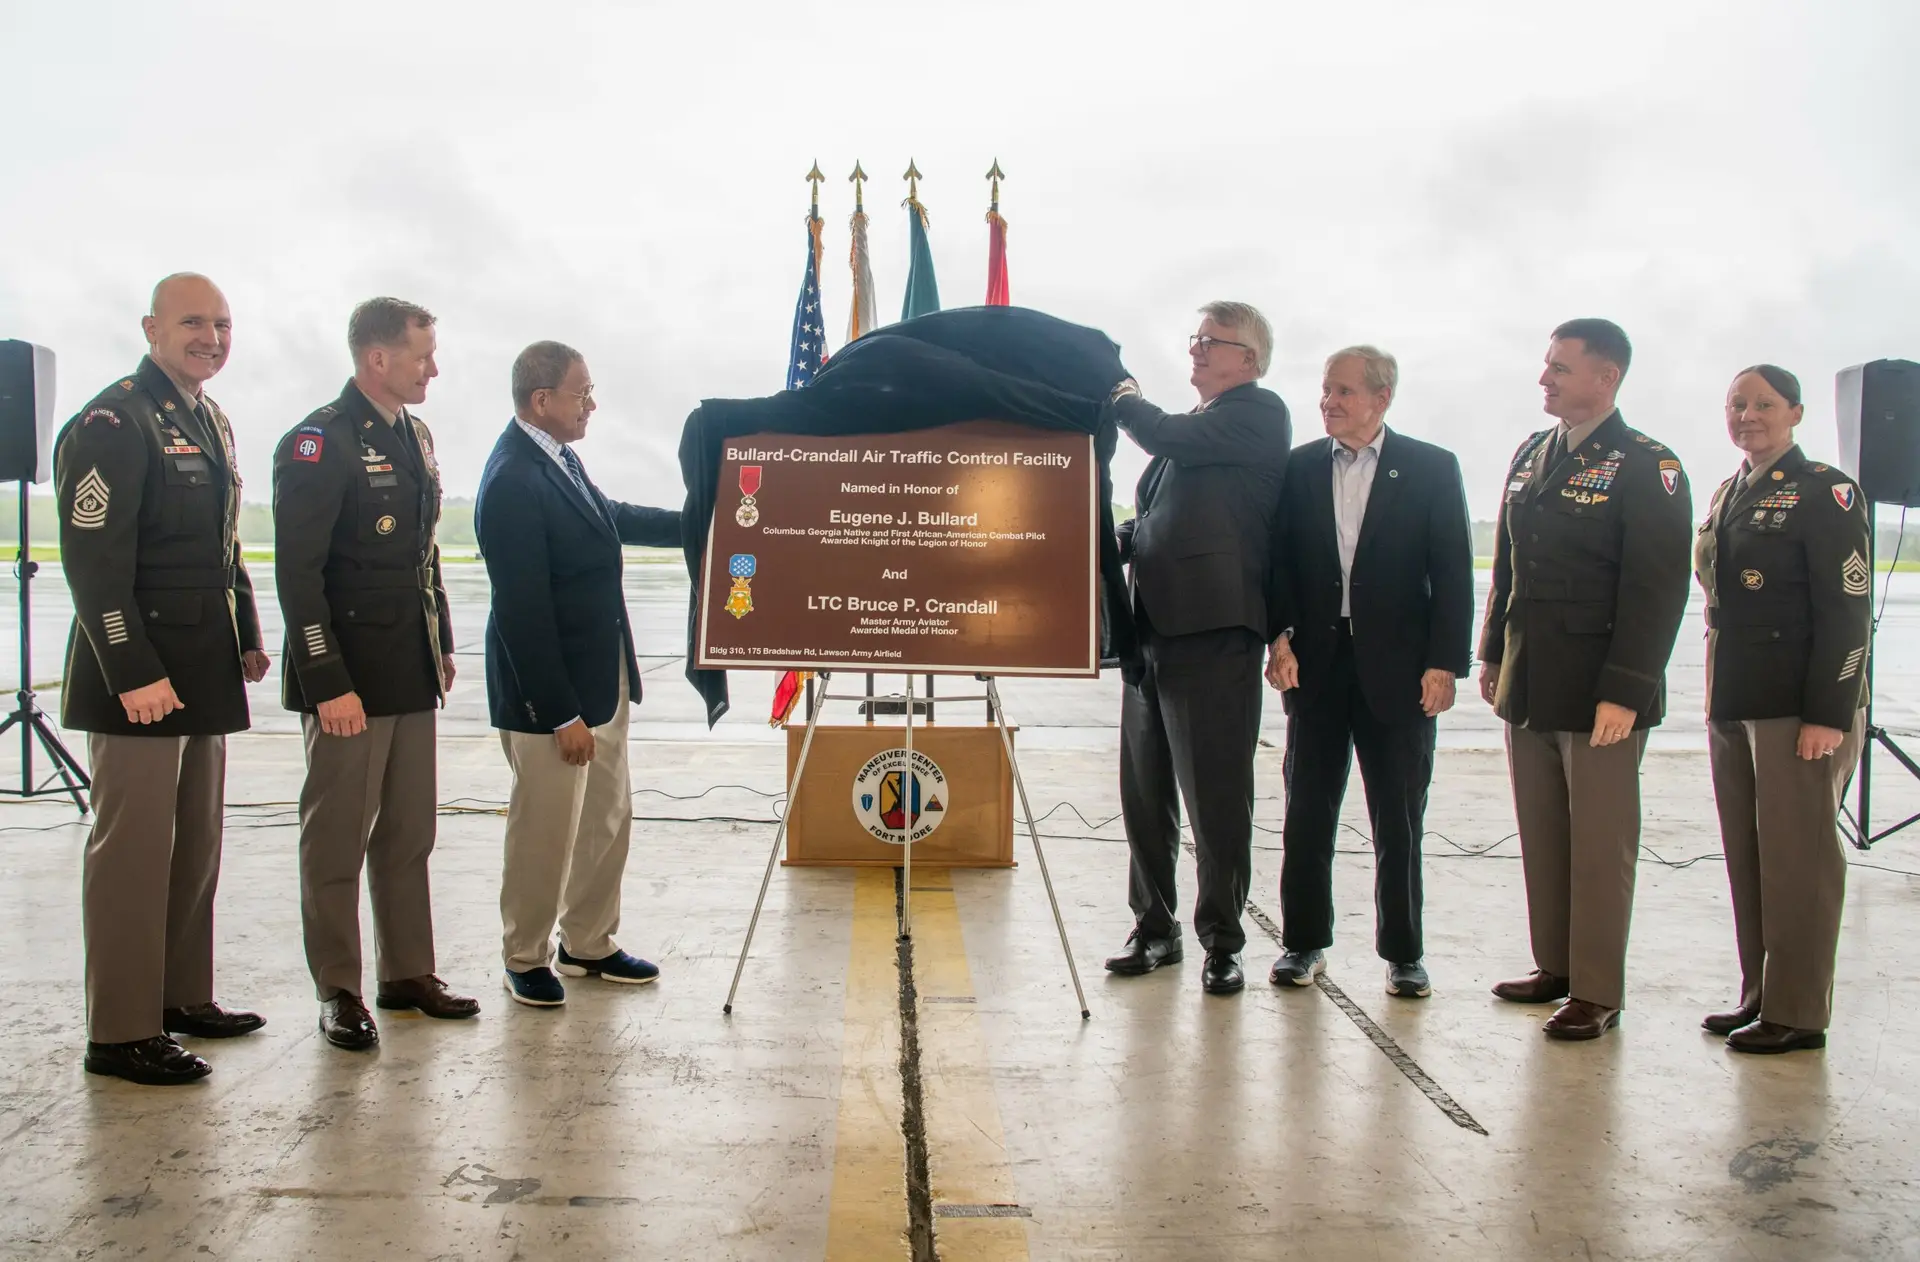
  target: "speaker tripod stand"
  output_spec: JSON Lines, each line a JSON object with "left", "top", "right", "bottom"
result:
{"left": 1841, "top": 502, "right": 1914, "bottom": 850}
{"left": 0, "top": 480, "right": 89, "bottom": 814}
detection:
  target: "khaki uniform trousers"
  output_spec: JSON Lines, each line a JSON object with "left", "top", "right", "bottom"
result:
{"left": 83, "top": 733, "right": 225, "bottom": 1043}
{"left": 1505, "top": 723, "right": 1648, "bottom": 1011}
{"left": 1708, "top": 710, "right": 1864, "bottom": 1031}
{"left": 298, "top": 710, "right": 439, "bottom": 999}
{"left": 498, "top": 685, "right": 633, "bottom": 974}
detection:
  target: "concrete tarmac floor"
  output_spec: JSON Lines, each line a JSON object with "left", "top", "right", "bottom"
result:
{"left": 2, "top": 721, "right": 1918, "bottom": 1261}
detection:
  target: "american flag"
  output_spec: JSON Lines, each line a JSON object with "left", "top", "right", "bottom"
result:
{"left": 787, "top": 215, "right": 828, "bottom": 390}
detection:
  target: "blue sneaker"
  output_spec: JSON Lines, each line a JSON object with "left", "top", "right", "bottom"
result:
{"left": 502, "top": 967, "right": 566, "bottom": 1007}
{"left": 556, "top": 945, "right": 659, "bottom": 985}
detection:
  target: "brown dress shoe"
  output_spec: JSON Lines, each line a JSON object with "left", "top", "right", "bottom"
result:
{"left": 1544, "top": 998, "right": 1621, "bottom": 1041}
{"left": 1491, "top": 970, "right": 1571, "bottom": 1004}
{"left": 319, "top": 994, "right": 379, "bottom": 1051}
{"left": 376, "top": 975, "right": 481, "bottom": 1020}
{"left": 1702, "top": 1004, "right": 1761, "bottom": 1036}
{"left": 1726, "top": 1020, "right": 1825, "bottom": 1055}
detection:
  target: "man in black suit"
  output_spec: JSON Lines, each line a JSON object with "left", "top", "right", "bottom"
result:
{"left": 475, "top": 342, "right": 682, "bottom": 1008}
{"left": 1264, "top": 347, "right": 1474, "bottom": 999}
{"left": 1104, "top": 301, "right": 1293, "bottom": 995}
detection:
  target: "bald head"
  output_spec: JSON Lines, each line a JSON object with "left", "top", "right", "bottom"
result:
{"left": 142, "top": 273, "right": 232, "bottom": 392}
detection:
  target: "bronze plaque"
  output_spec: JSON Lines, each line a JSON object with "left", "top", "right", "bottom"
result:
{"left": 697, "top": 420, "right": 1097, "bottom": 676}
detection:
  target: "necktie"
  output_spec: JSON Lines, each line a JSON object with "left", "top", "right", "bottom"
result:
{"left": 561, "top": 447, "right": 606, "bottom": 522}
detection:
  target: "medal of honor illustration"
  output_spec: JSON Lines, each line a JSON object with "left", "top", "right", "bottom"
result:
{"left": 736, "top": 464, "right": 762, "bottom": 528}
{"left": 725, "top": 553, "right": 757, "bottom": 619}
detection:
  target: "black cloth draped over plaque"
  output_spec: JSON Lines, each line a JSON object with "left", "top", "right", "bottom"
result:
{"left": 677, "top": 305, "right": 1134, "bottom": 726}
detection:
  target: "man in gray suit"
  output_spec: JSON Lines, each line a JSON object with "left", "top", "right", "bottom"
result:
{"left": 1105, "top": 301, "right": 1293, "bottom": 994}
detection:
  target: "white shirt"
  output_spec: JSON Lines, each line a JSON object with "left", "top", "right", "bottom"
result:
{"left": 1332, "top": 428, "right": 1387, "bottom": 618}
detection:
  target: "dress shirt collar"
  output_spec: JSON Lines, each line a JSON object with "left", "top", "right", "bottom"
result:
{"left": 1333, "top": 426, "right": 1387, "bottom": 463}
{"left": 1557, "top": 409, "right": 1613, "bottom": 456}
{"left": 1739, "top": 445, "right": 1794, "bottom": 484}
{"left": 514, "top": 416, "right": 572, "bottom": 470}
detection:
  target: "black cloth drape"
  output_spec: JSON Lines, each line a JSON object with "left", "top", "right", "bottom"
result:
{"left": 677, "top": 305, "right": 1134, "bottom": 726}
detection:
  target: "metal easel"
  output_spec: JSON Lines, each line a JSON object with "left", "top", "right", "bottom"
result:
{"left": 722, "top": 668, "right": 1089, "bottom": 1019}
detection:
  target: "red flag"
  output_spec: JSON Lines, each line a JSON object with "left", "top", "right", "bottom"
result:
{"left": 985, "top": 210, "right": 1010, "bottom": 306}
{"left": 770, "top": 670, "right": 807, "bottom": 727}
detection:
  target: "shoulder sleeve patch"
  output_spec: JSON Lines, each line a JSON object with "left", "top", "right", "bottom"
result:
{"left": 291, "top": 430, "right": 325, "bottom": 462}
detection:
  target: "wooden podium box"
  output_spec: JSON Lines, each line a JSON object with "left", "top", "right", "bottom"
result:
{"left": 782, "top": 723, "right": 1016, "bottom": 868}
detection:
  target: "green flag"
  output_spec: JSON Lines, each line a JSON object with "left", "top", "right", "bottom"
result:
{"left": 901, "top": 196, "right": 940, "bottom": 320}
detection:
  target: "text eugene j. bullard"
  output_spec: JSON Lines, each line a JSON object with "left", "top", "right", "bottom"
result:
{"left": 724, "top": 446, "right": 1073, "bottom": 468}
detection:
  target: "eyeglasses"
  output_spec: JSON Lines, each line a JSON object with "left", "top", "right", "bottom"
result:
{"left": 1189, "top": 335, "right": 1252, "bottom": 355}
{"left": 541, "top": 384, "right": 595, "bottom": 403}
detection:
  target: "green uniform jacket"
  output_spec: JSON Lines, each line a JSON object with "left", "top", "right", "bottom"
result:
{"left": 272, "top": 380, "right": 453, "bottom": 716}
{"left": 1479, "top": 410, "right": 1694, "bottom": 733}
{"left": 53, "top": 356, "right": 262, "bottom": 736}
{"left": 1693, "top": 445, "right": 1872, "bottom": 730}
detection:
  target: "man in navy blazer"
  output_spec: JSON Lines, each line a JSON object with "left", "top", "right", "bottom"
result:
{"left": 474, "top": 341, "right": 682, "bottom": 1007}
{"left": 1264, "top": 346, "right": 1474, "bottom": 1000}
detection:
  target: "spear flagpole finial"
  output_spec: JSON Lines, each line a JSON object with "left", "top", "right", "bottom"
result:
{"left": 849, "top": 160, "right": 868, "bottom": 212}
{"left": 986, "top": 159, "right": 1005, "bottom": 213}
{"left": 903, "top": 159, "right": 923, "bottom": 205}
{"left": 805, "top": 161, "right": 825, "bottom": 218}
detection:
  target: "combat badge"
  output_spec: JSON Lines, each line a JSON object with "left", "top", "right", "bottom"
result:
{"left": 737, "top": 465, "right": 762, "bottom": 528}
{"left": 725, "top": 553, "right": 757, "bottom": 618}
{"left": 1842, "top": 550, "right": 1871, "bottom": 597}
{"left": 1741, "top": 569, "right": 1764, "bottom": 591}
{"left": 1833, "top": 483, "right": 1856, "bottom": 511}
{"left": 71, "top": 467, "right": 109, "bottom": 529}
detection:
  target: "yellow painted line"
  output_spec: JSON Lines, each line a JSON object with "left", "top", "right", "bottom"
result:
{"left": 824, "top": 869, "right": 910, "bottom": 1261}
{"left": 911, "top": 869, "right": 1031, "bottom": 1262}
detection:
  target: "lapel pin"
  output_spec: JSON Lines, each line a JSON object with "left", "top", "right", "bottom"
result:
{"left": 1388, "top": 469, "right": 1399, "bottom": 478}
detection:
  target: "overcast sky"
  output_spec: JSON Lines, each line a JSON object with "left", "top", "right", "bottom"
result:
{"left": 3, "top": 0, "right": 1915, "bottom": 514}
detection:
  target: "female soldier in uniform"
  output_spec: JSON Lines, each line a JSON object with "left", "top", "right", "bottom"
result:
{"left": 1694, "top": 364, "right": 1872, "bottom": 1054}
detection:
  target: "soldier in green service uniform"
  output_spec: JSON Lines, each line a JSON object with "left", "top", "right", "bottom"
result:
{"left": 272, "top": 297, "right": 478, "bottom": 1053}
{"left": 1478, "top": 318, "right": 1694, "bottom": 1042}
{"left": 55, "top": 273, "right": 269, "bottom": 1086}
{"left": 1694, "top": 364, "right": 1871, "bottom": 1055}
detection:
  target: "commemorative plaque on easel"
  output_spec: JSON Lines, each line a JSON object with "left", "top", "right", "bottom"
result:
{"left": 695, "top": 418, "right": 1098, "bottom": 676}
{"left": 710, "top": 419, "right": 1096, "bottom": 1018}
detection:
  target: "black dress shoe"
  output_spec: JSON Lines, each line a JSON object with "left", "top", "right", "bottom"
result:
{"left": 1104, "top": 928, "right": 1183, "bottom": 976}
{"left": 376, "top": 975, "right": 481, "bottom": 1020}
{"left": 84, "top": 1035, "right": 211, "bottom": 1086}
{"left": 1702, "top": 1003, "right": 1761, "bottom": 1036}
{"left": 319, "top": 994, "right": 379, "bottom": 1051}
{"left": 1201, "top": 951, "right": 1245, "bottom": 995}
{"left": 163, "top": 1002, "right": 266, "bottom": 1039}
{"left": 1727, "top": 1019, "right": 1826, "bottom": 1055}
